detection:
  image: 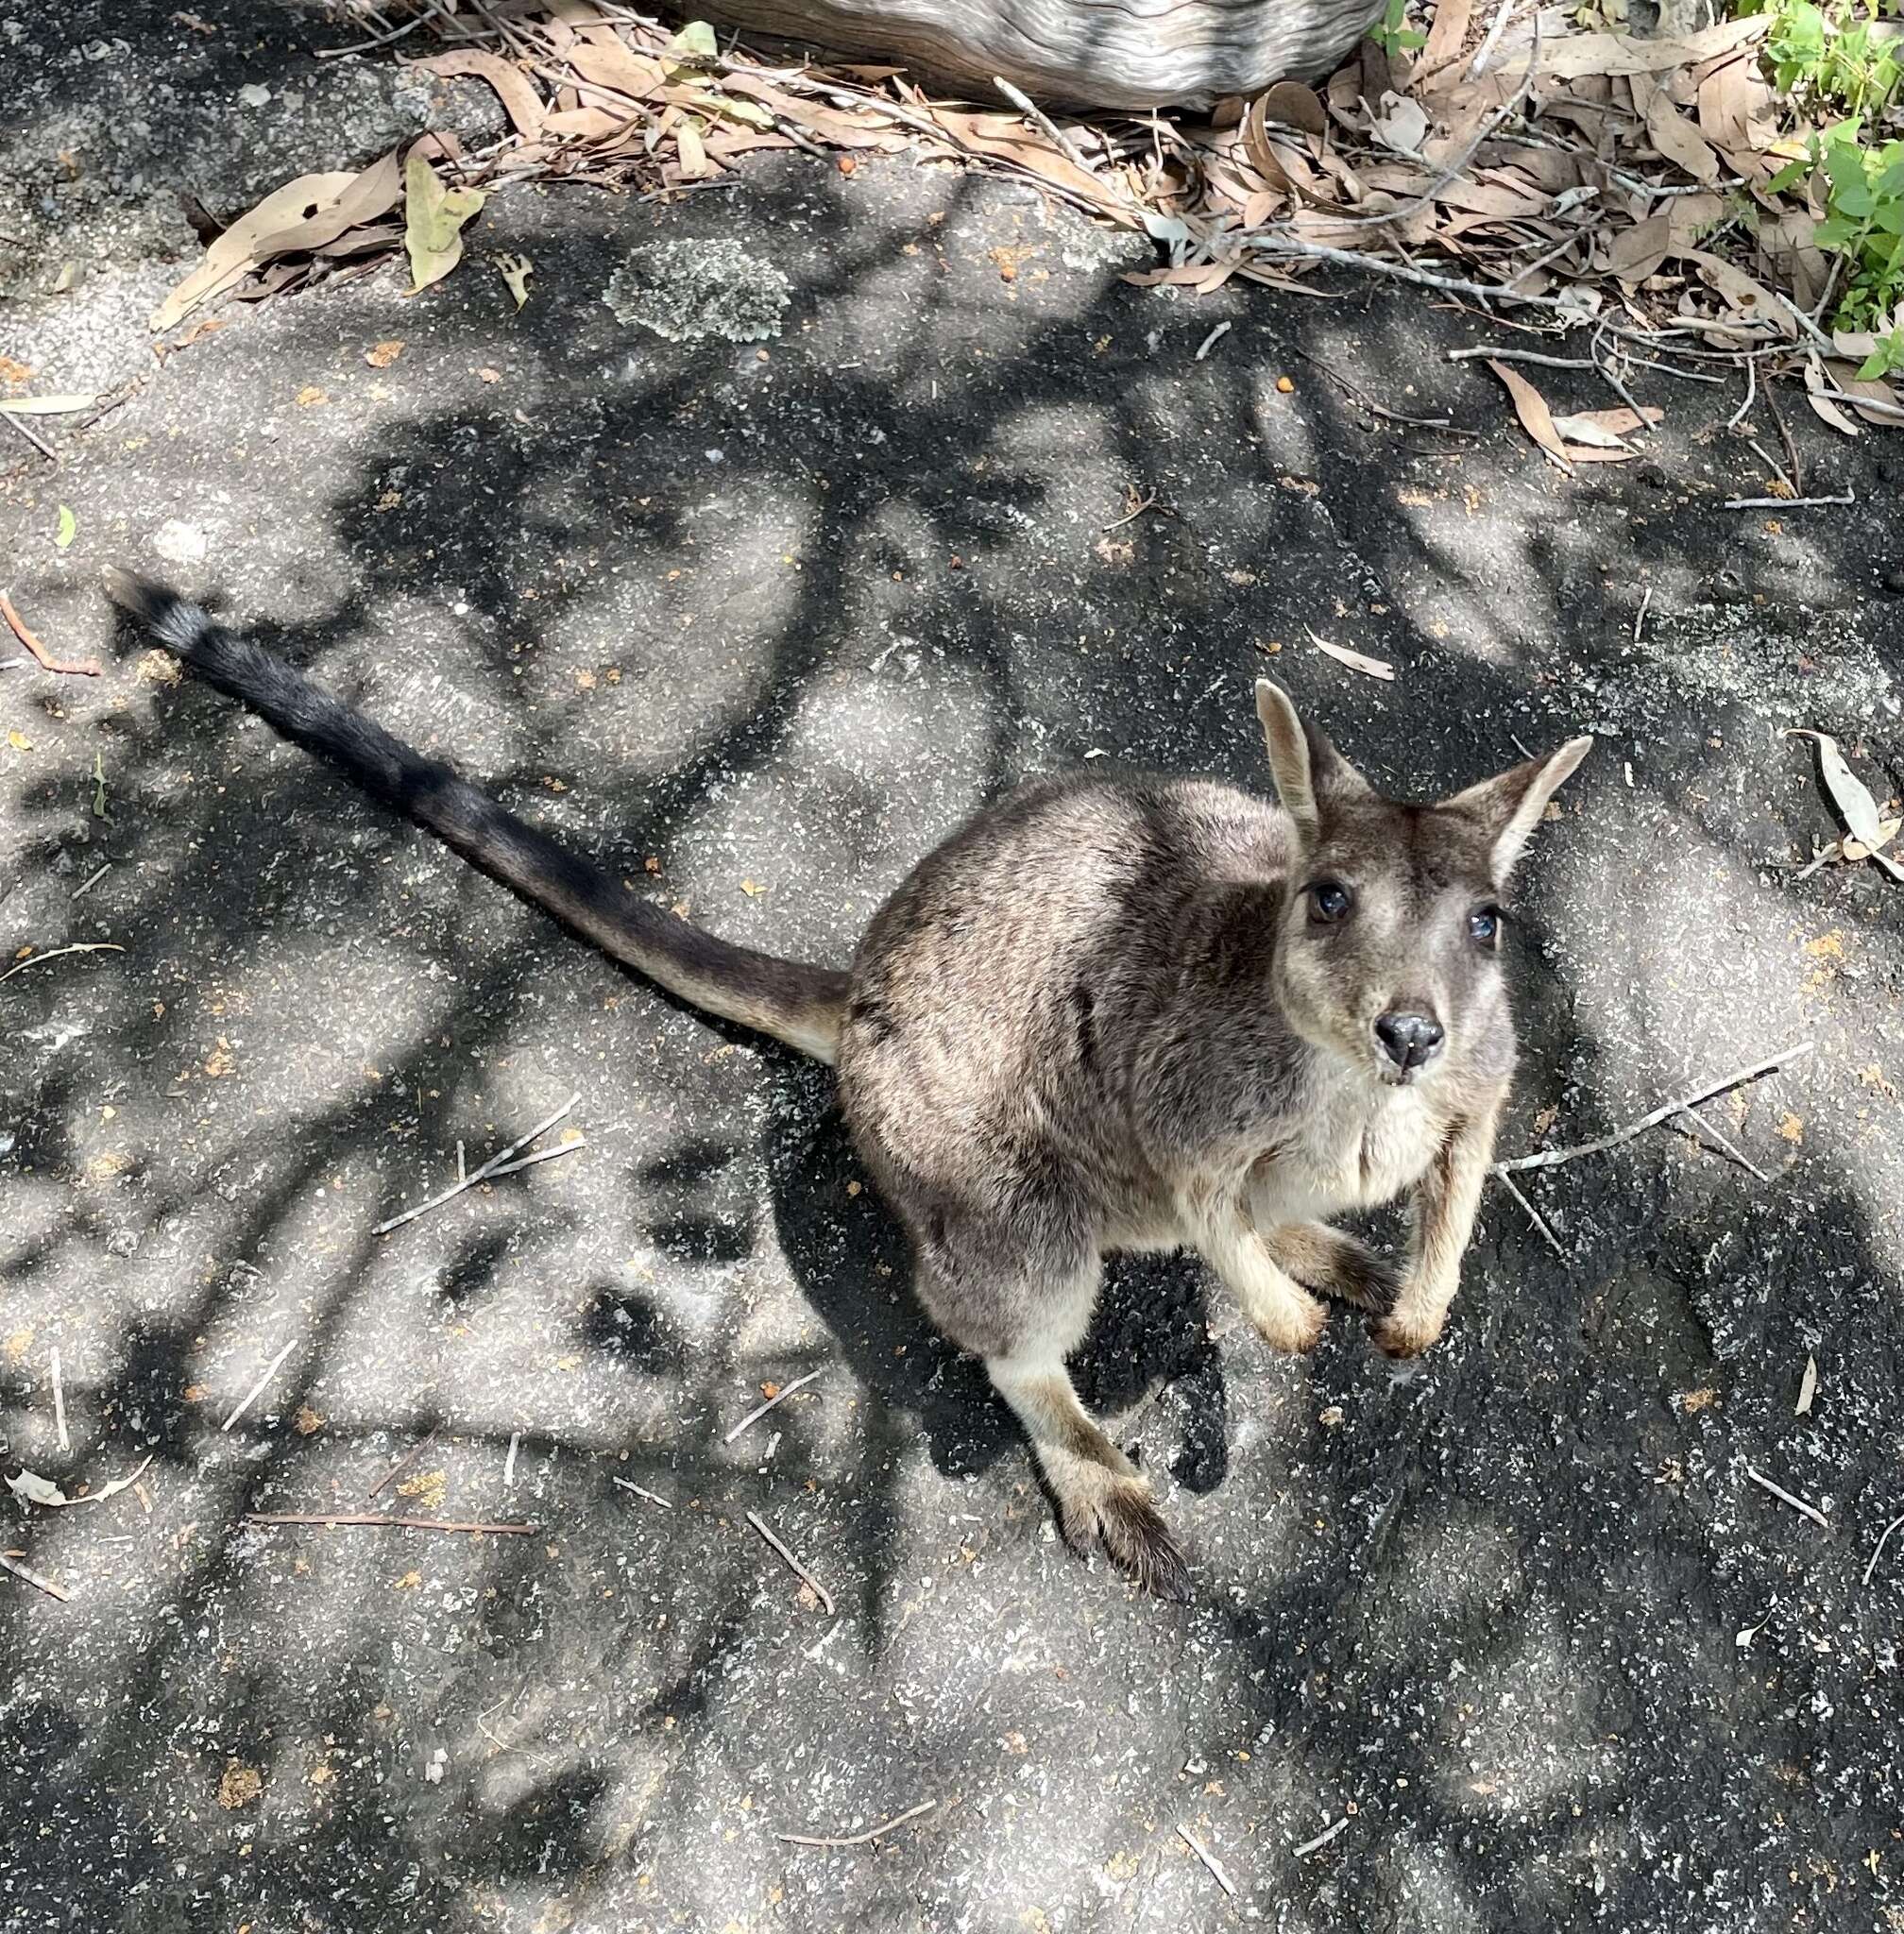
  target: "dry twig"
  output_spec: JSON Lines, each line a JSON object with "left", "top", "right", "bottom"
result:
{"left": 613, "top": 1476, "right": 673, "bottom": 1510}
{"left": 244, "top": 1512, "right": 535, "bottom": 1534}
{"left": 0, "top": 942, "right": 124, "bottom": 987}
{"left": 1292, "top": 1816, "right": 1351, "bottom": 1858}
{"left": 1, "top": 1552, "right": 71, "bottom": 1602}
{"left": 724, "top": 1368, "right": 826, "bottom": 1445}
{"left": 1177, "top": 1824, "right": 1238, "bottom": 1895}
{"left": 1865, "top": 1512, "right": 1904, "bottom": 1586}
{"left": 2, "top": 593, "right": 100, "bottom": 674}
{"left": 1743, "top": 1463, "right": 1829, "bottom": 1530}
{"left": 1495, "top": 1043, "right": 1812, "bottom": 1175}
{"left": 746, "top": 1509, "right": 835, "bottom": 1614}
{"left": 1724, "top": 491, "right": 1853, "bottom": 511}
{"left": 221, "top": 1339, "right": 298, "bottom": 1433}
{"left": 775, "top": 1799, "right": 936, "bottom": 1848}
{"left": 50, "top": 1348, "right": 69, "bottom": 1454}
{"left": 374, "top": 1094, "right": 582, "bottom": 1235}
{"left": 366, "top": 1425, "right": 440, "bottom": 1502}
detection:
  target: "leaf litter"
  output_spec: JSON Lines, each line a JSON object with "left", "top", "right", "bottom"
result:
{"left": 144, "top": 4, "right": 1903, "bottom": 438}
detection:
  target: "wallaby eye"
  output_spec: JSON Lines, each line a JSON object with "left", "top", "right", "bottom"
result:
{"left": 1306, "top": 881, "right": 1352, "bottom": 925}
{"left": 1469, "top": 905, "right": 1502, "bottom": 947}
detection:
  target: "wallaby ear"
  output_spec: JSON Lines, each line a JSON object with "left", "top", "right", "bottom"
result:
{"left": 1254, "top": 680, "right": 1369, "bottom": 840}
{"left": 1440, "top": 735, "right": 1594, "bottom": 879}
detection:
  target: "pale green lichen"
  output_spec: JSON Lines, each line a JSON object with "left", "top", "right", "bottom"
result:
{"left": 604, "top": 239, "right": 790, "bottom": 344}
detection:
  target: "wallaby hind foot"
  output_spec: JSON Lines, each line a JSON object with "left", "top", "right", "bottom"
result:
{"left": 988, "top": 1350, "right": 1192, "bottom": 1603}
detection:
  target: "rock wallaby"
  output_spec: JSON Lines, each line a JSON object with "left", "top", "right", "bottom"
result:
{"left": 106, "top": 569, "right": 1590, "bottom": 1601}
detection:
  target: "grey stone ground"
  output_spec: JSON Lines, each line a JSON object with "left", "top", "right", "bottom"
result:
{"left": 4, "top": 6, "right": 1903, "bottom": 1932}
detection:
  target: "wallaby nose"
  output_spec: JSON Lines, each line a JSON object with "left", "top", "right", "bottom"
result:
{"left": 1375, "top": 1010, "right": 1445, "bottom": 1071}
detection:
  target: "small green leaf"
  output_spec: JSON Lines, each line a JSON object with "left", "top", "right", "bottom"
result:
{"left": 54, "top": 504, "right": 76, "bottom": 550}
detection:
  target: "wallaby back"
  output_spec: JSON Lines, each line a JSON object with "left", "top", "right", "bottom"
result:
{"left": 103, "top": 569, "right": 847, "bottom": 1060}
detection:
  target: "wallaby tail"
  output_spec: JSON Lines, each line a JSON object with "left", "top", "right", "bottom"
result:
{"left": 103, "top": 568, "right": 846, "bottom": 1063}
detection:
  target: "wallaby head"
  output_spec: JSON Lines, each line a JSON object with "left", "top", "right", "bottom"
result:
{"left": 1255, "top": 679, "right": 1590, "bottom": 1094}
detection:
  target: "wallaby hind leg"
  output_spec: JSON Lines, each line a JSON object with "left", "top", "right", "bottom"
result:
{"left": 1263, "top": 1223, "right": 1400, "bottom": 1315}
{"left": 987, "top": 1346, "right": 1191, "bottom": 1603}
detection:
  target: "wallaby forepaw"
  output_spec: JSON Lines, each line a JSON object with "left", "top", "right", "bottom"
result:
{"left": 1371, "top": 1311, "right": 1443, "bottom": 1359}
{"left": 1253, "top": 1293, "right": 1329, "bottom": 1355}
{"left": 1062, "top": 1477, "right": 1192, "bottom": 1603}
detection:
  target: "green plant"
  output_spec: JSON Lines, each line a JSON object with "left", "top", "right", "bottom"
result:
{"left": 1770, "top": 119, "right": 1904, "bottom": 363}
{"left": 1371, "top": 0, "right": 1426, "bottom": 56}
{"left": 1743, "top": 0, "right": 1904, "bottom": 113}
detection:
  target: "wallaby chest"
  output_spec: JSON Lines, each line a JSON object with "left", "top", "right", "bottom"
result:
{"left": 1251, "top": 1076, "right": 1441, "bottom": 1227}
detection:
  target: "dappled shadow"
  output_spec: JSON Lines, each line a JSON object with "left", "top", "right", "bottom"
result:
{"left": 4, "top": 27, "right": 1904, "bottom": 1929}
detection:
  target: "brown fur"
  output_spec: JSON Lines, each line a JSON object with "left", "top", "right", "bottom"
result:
{"left": 106, "top": 571, "right": 1588, "bottom": 1603}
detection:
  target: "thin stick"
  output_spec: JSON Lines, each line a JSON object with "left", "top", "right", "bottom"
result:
{"left": 1495, "top": 1042, "right": 1813, "bottom": 1175}
{"left": 1, "top": 1552, "right": 71, "bottom": 1602}
{"left": 992, "top": 77, "right": 1093, "bottom": 178}
{"left": 503, "top": 1431, "right": 518, "bottom": 1487}
{"left": 746, "top": 1509, "right": 835, "bottom": 1614}
{"left": 1243, "top": 238, "right": 1577, "bottom": 312}
{"left": 1448, "top": 347, "right": 1592, "bottom": 369}
{"left": 775, "top": 1799, "right": 936, "bottom": 1848}
{"left": 1726, "top": 355, "right": 1757, "bottom": 432}
{"left": 1292, "top": 1816, "right": 1351, "bottom": 1858}
{"left": 1672, "top": 1107, "right": 1770, "bottom": 1183}
{"left": 73, "top": 863, "right": 110, "bottom": 899}
{"left": 1292, "top": 347, "right": 1479, "bottom": 434}
{"left": 244, "top": 1511, "right": 535, "bottom": 1534}
{"left": 724, "top": 1367, "right": 825, "bottom": 1445}
{"left": 1743, "top": 1464, "right": 1829, "bottom": 1531}
{"left": 613, "top": 1476, "right": 673, "bottom": 1510}
{"left": 1177, "top": 1824, "right": 1237, "bottom": 1896}
{"left": 1760, "top": 377, "right": 1802, "bottom": 497}
{"left": 366, "top": 1425, "right": 439, "bottom": 1502}
{"left": 1745, "top": 437, "right": 1793, "bottom": 495}
{"left": 1725, "top": 491, "right": 1852, "bottom": 511}
{"left": 1633, "top": 585, "right": 1653, "bottom": 645}
{"left": 50, "top": 1348, "right": 69, "bottom": 1454}
{"left": 1493, "top": 1168, "right": 1564, "bottom": 1255}
{"left": 480, "top": 1138, "right": 585, "bottom": 1181}
{"left": 1, "top": 593, "right": 99, "bottom": 674}
{"left": 220, "top": 1339, "right": 298, "bottom": 1433}
{"left": 373, "top": 1094, "right": 579, "bottom": 1235}
{"left": 1864, "top": 1511, "right": 1904, "bottom": 1586}
{"left": 1470, "top": 0, "right": 1515, "bottom": 74}
{"left": 1195, "top": 320, "right": 1232, "bottom": 362}
{"left": 0, "top": 406, "right": 59, "bottom": 463}
{"left": 0, "top": 941, "right": 124, "bottom": 986}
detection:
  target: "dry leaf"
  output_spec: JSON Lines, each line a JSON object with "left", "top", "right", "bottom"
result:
{"left": 150, "top": 150, "right": 402, "bottom": 332}
{"left": 1795, "top": 1354, "right": 1816, "bottom": 1417}
{"left": 1644, "top": 94, "right": 1720, "bottom": 183}
{"left": 6, "top": 730, "right": 31, "bottom": 752}
{"left": 1538, "top": 15, "right": 1762, "bottom": 79}
{"left": 1307, "top": 628, "right": 1394, "bottom": 680}
{"left": 0, "top": 393, "right": 98, "bottom": 415}
{"left": 412, "top": 49, "right": 547, "bottom": 138}
{"left": 404, "top": 148, "right": 486, "bottom": 294}
{"left": 1552, "top": 404, "right": 1663, "bottom": 446}
{"left": 1607, "top": 213, "right": 1673, "bottom": 282}
{"left": 1370, "top": 92, "right": 1429, "bottom": 158}
{"left": 1486, "top": 358, "right": 1574, "bottom": 473}
{"left": 1678, "top": 248, "right": 1794, "bottom": 337}
{"left": 1786, "top": 730, "right": 1889, "bottom": 853}
{"left": 217, "top": 1763, "right": 264, "bottom": 1809}
{"left": 1803, "top": 354, "right": 1862, "bottom": 436}
{"left": 365, "top": 339, "right": 404, "bottom": 368}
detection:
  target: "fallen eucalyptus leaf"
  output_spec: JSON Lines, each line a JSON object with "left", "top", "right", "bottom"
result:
{"left": 404, "top": 149, "right": 487, "bottom": 294}
{"left": 1486, "top": 359, "right": 1574, "bottom": 474}
{"left": 0, "top": 394, "right": 98, "bottom": 415}
{"left": 1787, "top": 728, "right": 1888, "bottom": 851}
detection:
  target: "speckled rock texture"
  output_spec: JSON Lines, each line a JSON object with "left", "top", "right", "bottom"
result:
{"left": 3, "top": 6, "right": 1903, "bottom": 1934}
